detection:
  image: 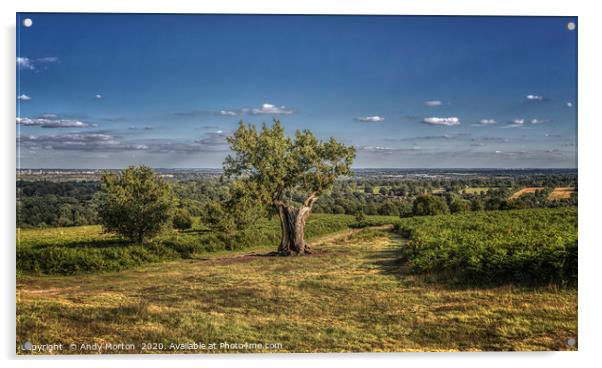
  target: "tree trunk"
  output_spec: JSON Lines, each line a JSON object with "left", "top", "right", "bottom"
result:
{"left": 276, "top": 205, "right": 312, "bottom": 255}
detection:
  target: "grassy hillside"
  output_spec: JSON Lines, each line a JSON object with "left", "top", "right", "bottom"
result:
{"left": 17, "top": 214, "right": 398, "bottom": 275}
{"left": 17, "top": 227, "right": 577, "bottom": 353}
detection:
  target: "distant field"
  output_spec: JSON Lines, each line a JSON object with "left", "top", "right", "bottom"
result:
{"left": 463, "top": 187, "right": 491, "bottom": 194}
{"left": 549, "top": 187, "right": 576, "bottom": 201}
{"left": 510, "top": 187, "right": 545, "bottom": 199}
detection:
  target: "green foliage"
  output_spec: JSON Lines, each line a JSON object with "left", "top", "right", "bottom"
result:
{"left": 223, "top": 120, "right": 356, "bottom": 209}
{"left": 412, "top": 195, "right": 450, "bottom": 216}
{"left": 172, "top": 208, "right": 193, "bottom": 230}
{"left": 17, "top": 181, "right": 100, "bottom": 228}
{"left": 394, "top": 207, "right": 577, "bottom": 286}
{"left": 350, "top": 210, "right": 368, "bottom": 228}
{"left": 98, "top": 166, "right": 174, "bottom": 243}
{"left": 449, "top": 197, "right": 471, "bottom": 213}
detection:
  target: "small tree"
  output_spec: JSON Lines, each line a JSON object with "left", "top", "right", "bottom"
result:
{"left": 412, "top": 195, "right": 450, "bottom": 216}
{"left": 352, "top": 210, "right": 368, "bottom": 228}
{"left": 224, "top": 120, "right": 355, "bottom": 255}
{"left": 99, "top": 166, "right": 173, "bottom": 243}
{"left": 173, "top": 208, "right": 193, "bottom": 230}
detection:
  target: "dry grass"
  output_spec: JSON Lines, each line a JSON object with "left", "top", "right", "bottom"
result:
{"left": 463, "top": 187, "right": 491, "bottom": 194}
{"left": 548, "top": 187, "right": 576, "bottom": 201}
{"left": 16, "top": 227, "right": 577, "bottom": 354}
{"left": 510, "top": 187, "right": 545, "bottom": 200}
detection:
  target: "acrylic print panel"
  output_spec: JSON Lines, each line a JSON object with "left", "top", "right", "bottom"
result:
{"left": 16, "top": 13, "right": 577, "bottom": 354}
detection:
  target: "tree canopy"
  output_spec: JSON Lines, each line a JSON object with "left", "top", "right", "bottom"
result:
{"left": 98, "top": 166, "right": 173, "bottom": 243}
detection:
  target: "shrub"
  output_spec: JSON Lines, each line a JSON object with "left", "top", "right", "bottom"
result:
{"left": 172, "top": 208, "right": 193, "bottom": 230}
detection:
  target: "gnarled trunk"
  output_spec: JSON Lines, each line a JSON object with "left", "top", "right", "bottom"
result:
{"left": 277, "top": 205, "right": 312, "bottom": 255}
{"left": 274, "top": 191, "right": 319, "bottom": 255}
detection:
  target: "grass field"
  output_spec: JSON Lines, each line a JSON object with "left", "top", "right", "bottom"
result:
{"left": 548, "top": 187, "right": 576, "bottom": 201}
{"left": 16, "top": 226, "right": 577, "bottom": 353}
{"left": 463, "top": 187, "right": 491, "bottom": 194}
{"left": 17, "top": 214, "right": 397, "bottom": 276}
{"left": 510, "top": 187, "right": 545, "bottom": 199}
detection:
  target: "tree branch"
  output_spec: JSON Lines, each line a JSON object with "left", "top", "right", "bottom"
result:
{"left": 303, "top": 191, "right": 320, "bottom": 208}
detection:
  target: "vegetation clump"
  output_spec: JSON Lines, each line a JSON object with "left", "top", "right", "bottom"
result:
{"left": 394, "top": 207, "right": 577, "bottom": 286}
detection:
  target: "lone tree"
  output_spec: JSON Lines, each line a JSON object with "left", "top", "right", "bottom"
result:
{"left": 99, "top": 166, "right": 173, "bottom": 243}
{"left": 224, "top": 120, "right": 355, "bottom": 255}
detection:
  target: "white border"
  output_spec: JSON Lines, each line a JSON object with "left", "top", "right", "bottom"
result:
{"left": 2, "top": 1, "right": 601, "bottom": 367}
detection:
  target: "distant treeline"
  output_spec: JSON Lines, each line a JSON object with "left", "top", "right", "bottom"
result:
{"left": 16, "top": 174, "right": 577, "bottom": 228}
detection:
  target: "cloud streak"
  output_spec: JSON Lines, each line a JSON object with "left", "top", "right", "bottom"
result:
{"left": 218, "top": 103, "right": 294, "bottom": 116}
{"left": 18, "top": 133, "right": 147, "bottom": 152}
{"left": 477, "top": 119, "right": 496, "bottom": 125}
{"left": 526, "top": 94, "right": 545, "bottom": 101}
{"left": 355, "top": 115, "right": 385, "bottom": 122}
{"left": 424, "top": 100, "right": 443, "bottom": 107}
{"left": 16, "top": 116, "right": 92, "bottom": 128}
{"left": 16, "top": 56, "right": 59, "bottom": 71}
{"left": 422, "top": 117, "right": 460, "bottom": 126}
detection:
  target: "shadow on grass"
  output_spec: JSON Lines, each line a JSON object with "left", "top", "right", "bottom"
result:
{"left": 363, "top": 248, "right": 406, "bottom": 280}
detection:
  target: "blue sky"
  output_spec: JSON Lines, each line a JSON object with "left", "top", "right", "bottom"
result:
{"left": 16, "top": 14, "right": 577, "bottom": 168}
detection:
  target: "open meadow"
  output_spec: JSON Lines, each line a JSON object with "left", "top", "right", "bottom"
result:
{"left": 17, "top": 208, "right": 578, "bottom": 353}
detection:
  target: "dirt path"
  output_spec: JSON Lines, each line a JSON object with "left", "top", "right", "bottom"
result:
{"left": 194, "top": 224, "right": 395, "bottom": 265}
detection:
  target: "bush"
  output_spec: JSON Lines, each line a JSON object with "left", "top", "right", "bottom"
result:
{"left": 172, "top": 209, "right": 193, "bottom": 230}
{"left": 350, "top": 210, "right": 369, "bottom": 228}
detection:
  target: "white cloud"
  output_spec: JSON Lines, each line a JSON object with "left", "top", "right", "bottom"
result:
{"left": 477, "top": 119, "right": 496, "bottom": 125}
{"left": 95, "top": 94, "right": 102, "bottom": 99}
{"left": 359, "top": 145, "right": 420, "bottom": 153}
{"left": 17, "top": 94, "right": 32, "bottom": 101}
{"left": 17, "top": 56, "right": 59, "bottom": 71}
{"left": 422, "top": 117, "right": 460, "bottom": 126}
{"left": 16, "top": 57, "right": 34, "bottom": 70}
{"left": 218, "top": 103, "right": 293, "bottom": 116}
{"left": 36, "top": 57, "right": 59, "bottom": 63}
{"left": 506, "top": 118, "right": 546, "bottom": 127}
{"left": 526, "top": 94, "right": 544, "bottom": 101}
{"left": 16, "top": 116, "right": 91, "bottom": 128}
{"left": 424, "top": 100, "right": 443, "bottom": 107}
{"left": 248, "top": 103, "right": 293, "bottom": 115}
{"left": 510, "top": 119, "right": 525, "bottom": 125}
{"left": 17, "top": 133, "right": 147, "bottom": 152}
{"left": 355, "top": 115, "right": 385, "bottom": 122}
{"left": 567, "top": 102, "right": 573, "bottom": 107}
